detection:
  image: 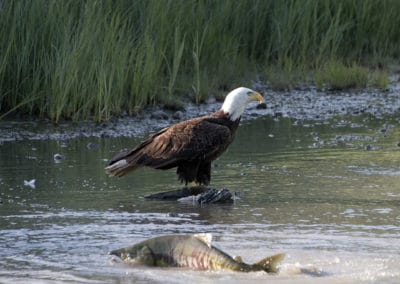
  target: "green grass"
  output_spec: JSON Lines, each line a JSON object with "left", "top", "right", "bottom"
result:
{"left": 316, "top": 61, "right": 369, "bottom": 90}
{"left": 370, "top": 70, "right": 390, "bottom": 90}
{"left": 0, "top": 0, "right": 399, "bottom": 122}
{"left": 315, "top": 61, "right": 391, "bottom": 90}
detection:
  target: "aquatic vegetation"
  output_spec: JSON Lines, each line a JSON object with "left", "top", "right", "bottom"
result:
{"left": 0, "top": 0, "right": 399, "bottom": 121}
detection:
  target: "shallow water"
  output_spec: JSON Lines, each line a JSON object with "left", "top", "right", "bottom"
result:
{"left": 1, "top": 115, "right": 400, "bottom": 283}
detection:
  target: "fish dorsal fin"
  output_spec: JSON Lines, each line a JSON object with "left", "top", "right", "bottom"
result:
{"left": 194, "top": 233, "right": 212, "bottom": 247}
{"left": 234, "top": 256, "right": 243, "bottom": 263}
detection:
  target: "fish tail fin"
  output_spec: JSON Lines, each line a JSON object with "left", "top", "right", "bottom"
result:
{"left": 255, "top": 253, "right": 285, "bottom": 273}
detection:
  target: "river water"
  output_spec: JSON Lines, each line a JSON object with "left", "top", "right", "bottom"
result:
{"left": 1, "top": 115, "right": 400, "bottom": 283}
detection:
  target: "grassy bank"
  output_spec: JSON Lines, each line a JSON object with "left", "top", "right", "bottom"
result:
{"left": 1, "top": 0, "right": 399, "bottom": 122}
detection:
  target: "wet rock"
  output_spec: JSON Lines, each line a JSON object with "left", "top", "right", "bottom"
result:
{"left": 365, "top": 144, "right": 382, "bottom": 151}
{"left": 162, "top": 100, "right": 185, "bottom": 112}
{"left": 172, "top": 111, "right": 184, "bottom": 120}
{"left": 256, "top": 102, "right": 267, "bottom": 109}
{"left": 54, "top": 153, "right": 64, "bottom": 162}
{"left": 86, "top": 142, "right": 98, "bottom": 150}
{"left": 187, "top": 188, "right": 234, "bottom": 205}
{"left": 150, "top": 110, "right": 169, "bottom": 120}
{"left": 145, "top": 186, "right": 208, "bottom": 200}
{"left": 145, "top": 186, "right": 234, "bottom": 205}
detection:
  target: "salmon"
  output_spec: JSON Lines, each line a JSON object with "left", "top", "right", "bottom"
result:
{"left": 110, "top": 234, "right": 284, "bottom": 273}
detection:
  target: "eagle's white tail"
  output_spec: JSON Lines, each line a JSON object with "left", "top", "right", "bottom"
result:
{"left": 105, "top": 159, "right": 132, "bottom": 177}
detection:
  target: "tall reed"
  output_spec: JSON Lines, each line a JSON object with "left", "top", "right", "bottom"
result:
{"left": 0, "top": 0, "right": 399, "bottom": 122}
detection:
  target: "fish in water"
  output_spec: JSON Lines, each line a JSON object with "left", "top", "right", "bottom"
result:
{"left": 110, "top": 234, "right": 284, "bottom": 273}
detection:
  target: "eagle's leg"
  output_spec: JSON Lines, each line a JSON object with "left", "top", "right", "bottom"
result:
{"left": 185, "top": 182, "right": 208, "bottom": 193}
{"left": 195, "top": 162, "right": 211, "bottom": 186}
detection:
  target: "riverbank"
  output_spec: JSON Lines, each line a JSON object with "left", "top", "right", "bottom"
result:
{"left": 1, "top": 74, "right": 399, "bottom": 142}
{"left": 2, "top": 1, "right": 400, "bottom": 122}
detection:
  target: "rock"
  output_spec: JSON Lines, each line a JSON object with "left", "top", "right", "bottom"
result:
{"left": 54, "top": 153, "right": 64, "bottom": 162}
{"left": 256, "top": 102, "right": 267, "bottom": 109}
{"left": 145, "top": 186, "right": 208, "bottom": 200}
{"left": 150, "top": 110, "right": 169, "bottom": 120}
{"left": 86, "top": 142, "right": 98, "bottom": 150}
{"left": 172, "top": 111, "right": 184, "bottom": 120}
{"left": 145, "top": 186, "right": 234, "bottom": 205}
{"left": 179, "top": 188, "right": 234, "bottom": 205}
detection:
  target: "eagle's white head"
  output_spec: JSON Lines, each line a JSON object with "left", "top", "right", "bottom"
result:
{"left": 221, "top": 87, "right": 263, "bottom": 121}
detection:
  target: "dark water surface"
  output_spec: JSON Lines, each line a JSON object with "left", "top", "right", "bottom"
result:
{"left": 1, "top": 115, "right": 400, "bottom": 283}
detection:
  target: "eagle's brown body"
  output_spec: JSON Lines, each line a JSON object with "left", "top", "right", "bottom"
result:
{"left": 106, "top": 110, "right": 240, "bottom": 185}
{"left": 105, "top": 87, "right": 263, "bottom": 185}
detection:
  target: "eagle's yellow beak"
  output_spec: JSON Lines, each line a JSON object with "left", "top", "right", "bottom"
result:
{"left": 249, "top": 92, "right": 264, "bottom": 103}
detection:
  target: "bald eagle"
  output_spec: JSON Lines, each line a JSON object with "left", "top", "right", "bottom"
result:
{"left": 105, "top": 87, "right": 263, "bottom": 185}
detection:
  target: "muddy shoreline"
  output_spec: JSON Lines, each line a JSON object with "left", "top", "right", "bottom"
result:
{"left": 1, "top": 81, "right": 399, "bottom": 142}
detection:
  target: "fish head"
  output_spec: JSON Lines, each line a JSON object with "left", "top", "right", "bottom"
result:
{"left": 110, "top": 245, "right": 155, "bottom": 266}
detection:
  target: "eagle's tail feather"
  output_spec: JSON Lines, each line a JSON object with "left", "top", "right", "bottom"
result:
{"left": 105, "top": 137, "right": 178, "bottom": 177}
{"left": 105, "top": 150, "right": 142, "bottom": 177}
{"left": 105, "top": 159, "right": 130, "bottom": 177}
